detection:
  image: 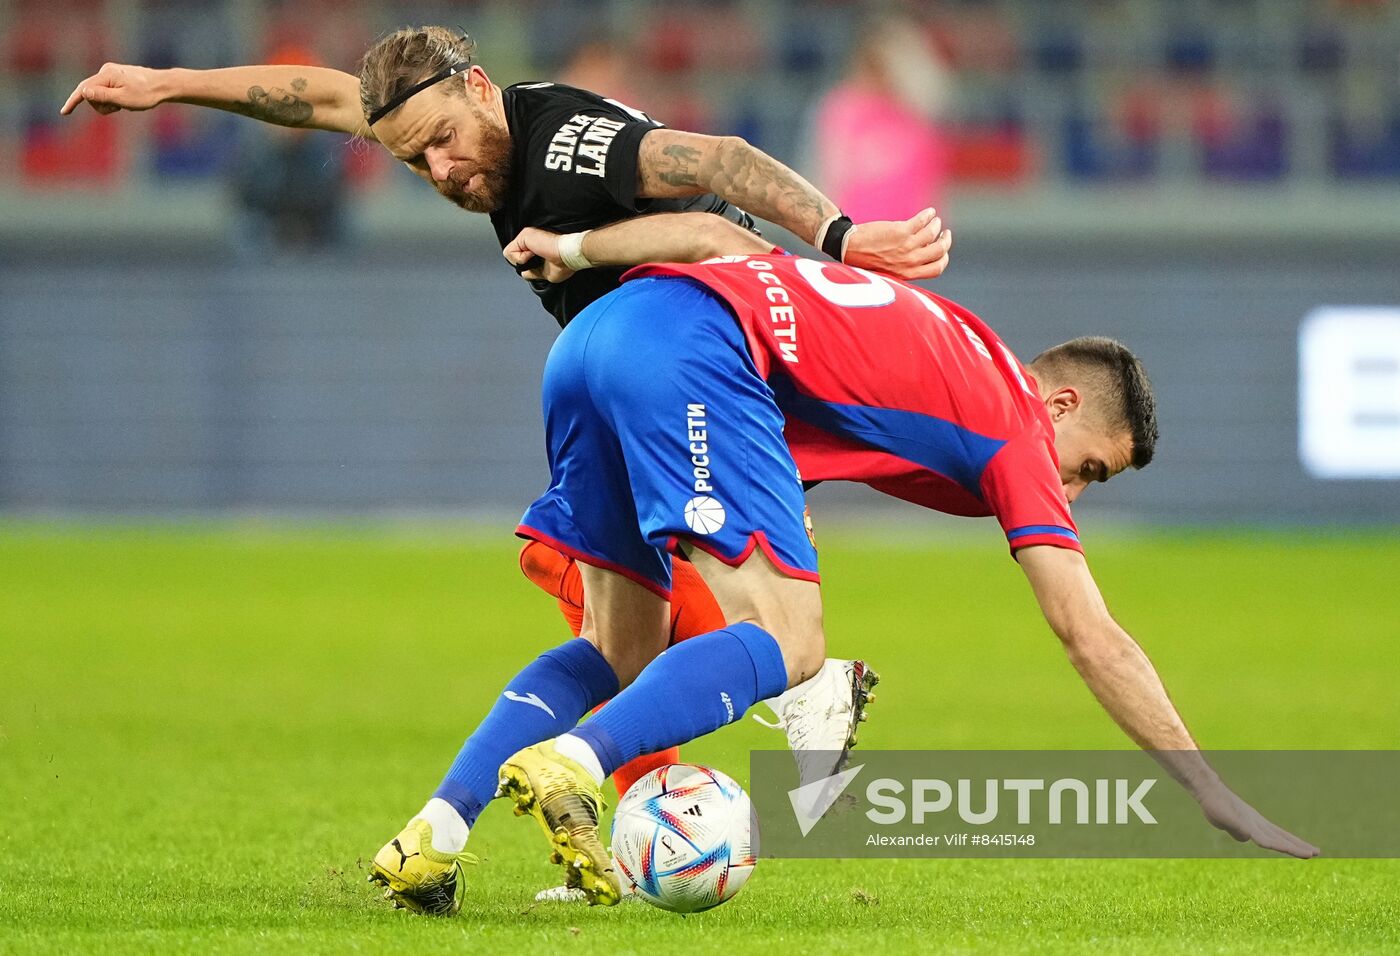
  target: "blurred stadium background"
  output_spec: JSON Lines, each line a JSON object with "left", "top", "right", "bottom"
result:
{"left": 2, "top": 0, "right": 1398, "bottom": 526}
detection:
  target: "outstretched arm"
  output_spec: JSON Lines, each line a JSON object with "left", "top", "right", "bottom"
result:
{"left": 503, "top": 212, "right": 776, "bottom": 282}
{"left": 635, "top": 129, "right": 951, "bottom": 280}
{"left": 60, "top": 63, "right": 371, "bottom": 138}
{"left": 1016, "top": 545, "right": 1320, "bottom": 859}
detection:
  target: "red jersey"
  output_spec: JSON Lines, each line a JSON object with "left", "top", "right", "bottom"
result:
{"left": 624, "top": 255, "right": 1081, "bottom": 555}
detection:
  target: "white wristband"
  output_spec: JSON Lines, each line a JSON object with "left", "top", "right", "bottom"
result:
{"left": 557, "top": 231, "right": 593, "bottom": 271}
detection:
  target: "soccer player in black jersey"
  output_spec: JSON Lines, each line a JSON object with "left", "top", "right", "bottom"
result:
{"left": 63, "top": 28, "right": 950, "bottom": 322}
{"left": 62, "top": 25, "right": 951, "bottom": 914}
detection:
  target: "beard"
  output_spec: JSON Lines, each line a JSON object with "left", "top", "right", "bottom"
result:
{"left": 435, "top": 105, "right": 513, "bottom": 213}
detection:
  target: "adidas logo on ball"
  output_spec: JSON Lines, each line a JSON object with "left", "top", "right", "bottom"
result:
{"left": 684, "top": 496, "right": 726, "bottom": 534}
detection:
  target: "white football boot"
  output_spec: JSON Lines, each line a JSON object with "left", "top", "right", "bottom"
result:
{"left": 534, "top": 870, "right": 640, "bottom": 904}
{"left": 533, "top": 885, "right": 589, "bottom": 904}
{"left": 753, "top": 658, "right": 879, "bottom": 789}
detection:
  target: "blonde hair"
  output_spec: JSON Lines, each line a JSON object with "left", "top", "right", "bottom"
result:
{"left": 358, "top": 26, "right": 478, "bottom": 122}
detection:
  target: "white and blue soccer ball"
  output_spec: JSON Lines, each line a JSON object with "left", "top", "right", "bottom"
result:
{"left": 610, "top": 763, "right": 756, "bottom": 913}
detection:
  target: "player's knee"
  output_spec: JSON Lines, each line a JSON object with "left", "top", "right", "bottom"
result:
{"left": 684, "top": 546, "right": 824, "bottom": 683}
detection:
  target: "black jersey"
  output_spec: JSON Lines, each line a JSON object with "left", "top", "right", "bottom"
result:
{"left": 490, "top": 82, "right": 755, "bottom": 327}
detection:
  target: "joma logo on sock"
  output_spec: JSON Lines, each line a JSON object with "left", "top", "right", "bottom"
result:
{"left": 504, "top": 691, "right": 555, "bottom": 718}
{"left": 720, "top": 691, "right": 734, "bottom": 722}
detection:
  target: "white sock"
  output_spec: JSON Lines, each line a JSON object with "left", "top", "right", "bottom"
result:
{"left": 554, "top": 733, "right": 607, "bottom": 785}
{"left": 416, "top": 797, "right": 470, "bottom": 854}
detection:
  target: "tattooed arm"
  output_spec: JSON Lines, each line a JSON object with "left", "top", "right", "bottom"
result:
{"left": 635, "top": 129, "right": 952, "bottom": 280}
{"left": 636, "top": 130, "right": 834, "bottom": 243}
{"left": 61, "top": 63, "right": 373, "bottom": 139}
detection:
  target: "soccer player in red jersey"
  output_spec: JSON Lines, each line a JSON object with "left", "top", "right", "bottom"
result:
{"left": 459, "top": 214, "right": 1313, "bottom": 905}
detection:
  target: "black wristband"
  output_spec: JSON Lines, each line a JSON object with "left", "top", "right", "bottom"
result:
{"left": 821, "top": 215, "right": 854, "bottom": 262}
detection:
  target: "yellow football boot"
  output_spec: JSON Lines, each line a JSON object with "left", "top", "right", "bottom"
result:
{"left": 367, "top": 818, "right": 477, "bottom": 916}
{"left": 498, "top": 740, "right": 621, "bottom": 906}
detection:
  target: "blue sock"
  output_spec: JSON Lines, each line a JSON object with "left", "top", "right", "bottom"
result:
{"left": 567, "top": 623, "right": 789, "bottom": 779}
{"left": 434, "top": 637, "right": 618, "bottom": 826}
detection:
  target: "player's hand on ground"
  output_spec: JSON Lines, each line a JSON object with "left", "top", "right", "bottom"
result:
{"left": 1197, "top": 784, "right": 1320, "bottom": 859}
{"left": 60, "top": 63, "right": 166, "bottom": 116}
{"left": 842, "top": 207, "right": 952, "bottom": 281}
{"left": 504, "top": 227, "right": 577, "bottom": 283}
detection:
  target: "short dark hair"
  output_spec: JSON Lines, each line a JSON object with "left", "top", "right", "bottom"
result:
{"left": 358, "top": 27, "right": 477, "bottom": 124}
{"left": 1029, "top": 337, "right": 1158, "bottom": 469}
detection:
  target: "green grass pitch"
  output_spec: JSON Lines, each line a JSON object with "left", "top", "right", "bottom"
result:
{"left": 1, "top": 522, "right": 1397, "bottom": 954}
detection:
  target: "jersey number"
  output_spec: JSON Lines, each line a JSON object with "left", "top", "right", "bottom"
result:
{"left": 792, "top": 258, "right": 895, "bottom": 308}
{"left": 791, "top": 259, "right": 999, "bottom": 365}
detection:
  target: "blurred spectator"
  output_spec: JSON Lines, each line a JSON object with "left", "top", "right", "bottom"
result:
{"left": 11, "top": 5, "right": 121, "bottom": 186}
{"left": 806, "top": 15, "right": 952, "bottom": 222}
{"left": 228, "top": 42, "right": 348, "bottom": 255}
{"left": 556, "top": 36, "right": 716, "bottom": 136}
{"left": 559, "top": 38, "right": 643, "bottom": 108}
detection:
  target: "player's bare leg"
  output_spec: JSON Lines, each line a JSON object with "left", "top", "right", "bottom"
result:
{"left": 603, "top": 557, "right": 720, "bottom": 791}
{"left": 679, "top": 545, "right": 826, "bottom": 687}
{"left": 518, "top": 539, "right": 689, "bottom": 791}
{"left": 572, "top": 560, "right": 670, "bottom": 690}
{"left": 686, "top": 545, "right": 876, "bottom": 789}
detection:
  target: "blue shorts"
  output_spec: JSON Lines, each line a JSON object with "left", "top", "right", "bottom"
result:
{"left": 517, "top": 276, "right": 819, "bottom": 598}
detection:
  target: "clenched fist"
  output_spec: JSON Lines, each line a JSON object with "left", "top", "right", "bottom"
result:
{"left": 843, "top": 207, "right": 953, "bottom": 281}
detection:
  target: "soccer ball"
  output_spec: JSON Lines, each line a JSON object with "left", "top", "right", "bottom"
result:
{"left": 610, "top": 763, "right": 756, "bottom": 913}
